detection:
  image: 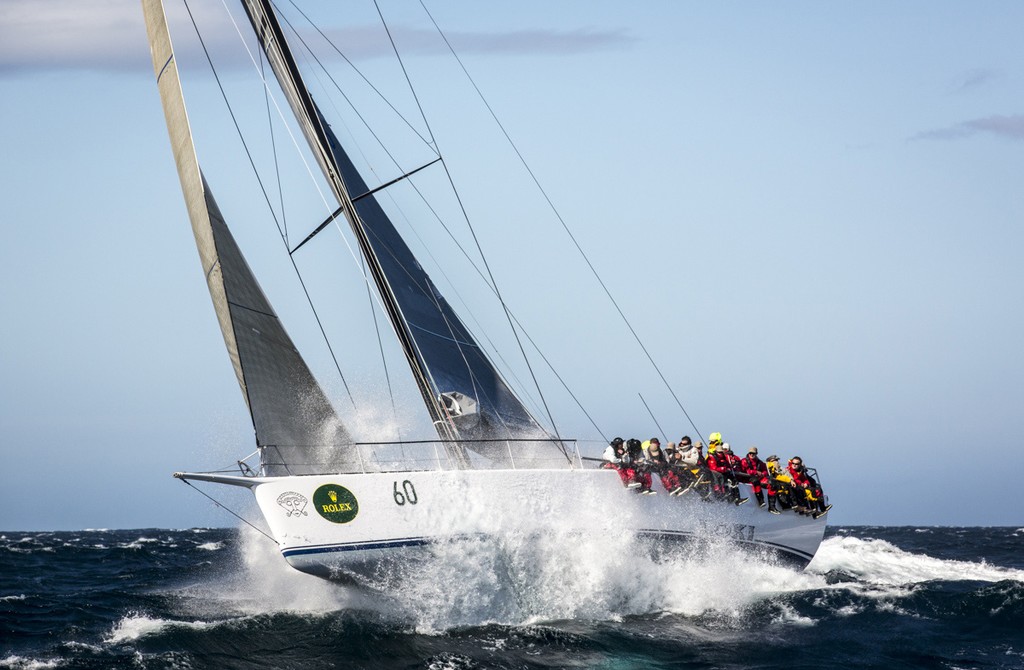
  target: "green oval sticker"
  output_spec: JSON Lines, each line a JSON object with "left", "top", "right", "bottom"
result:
{"left": 312, "top": 484, "right": 359, "bottom": 524}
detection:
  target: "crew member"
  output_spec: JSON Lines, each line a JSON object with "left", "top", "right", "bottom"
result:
{"left": 671, "top": 435, "right": 707, "bottom": 495}
{"left": 741, "top": 447, "right": 769, "bottom": 508}
{"left": 766, "top": 455, "right": 802, "bottom": 512}
{"left": 627, "top": 438, "right": 653, "bottom": 493}
{"left": 719, "top": 443, "right": 749, "bottom": 505}
{"left": 788, "top": 456, "right": 831, "bottom": 518}
{"left": 645, "top": 438, "right": 681, "bottom": 495}
{"left": 602, "top": 437, "right": 640, "bottom": 488}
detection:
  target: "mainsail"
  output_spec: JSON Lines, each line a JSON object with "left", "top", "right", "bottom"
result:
{"left": 142, "top": 0, "right": 355, "bottom": 476}
{"left": 240, "top": 0, "right": 558, "bottom": 464}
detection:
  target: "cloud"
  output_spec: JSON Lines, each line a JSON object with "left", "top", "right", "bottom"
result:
{"left": 0, "top": 0, "right": 150, "bottom": 75}
{"left": 911, "top": 114, "right": 1024, "bottom": 142}
{"left": 0, "top": 0, "right": 634, "bottom": 77}
{"left": 951, "top": 68, "right": 1001, "bottom": 93}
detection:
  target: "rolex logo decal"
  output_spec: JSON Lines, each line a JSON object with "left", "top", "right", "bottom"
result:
{"left": 276, "top": 491, "right": 308, "bottom": 517}
{"left": 313, "top": 484, "right": 359, "bottom": 524}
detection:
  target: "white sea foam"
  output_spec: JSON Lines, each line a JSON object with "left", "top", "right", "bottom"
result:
{"left": 348, "top": 482, "right": 828, "bottom": 630}
{"left": 195, "top": 541, "right": 223, "bottom": 551}
{"left": 0, "top": 594, "right": 27, "bottom": 602}
{"left": 167, "top": 488, "right": 1024, "bottom": 632}
{"left": 808, "top": 535, "right": 1024, "bottom": 587}
{"left": 120, "top": 537, "right": 162, "bottom": 550}
{"left": 105, "top": 614, "right": 217, "bottom": 644}
{"left": 0, "top": 656, "right": 59, "bottom": 669}
{"left": 166, "top": 526, "right": 369, "bottom": 622}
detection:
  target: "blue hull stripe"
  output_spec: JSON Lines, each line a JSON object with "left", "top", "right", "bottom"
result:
{"left": 282, "top": 529, "right": 815, "bottom": 564}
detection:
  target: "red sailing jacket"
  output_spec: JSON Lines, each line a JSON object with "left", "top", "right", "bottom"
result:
{"left": 788, "top": 464, "right": 811, "bottom": 487}
{"left": 725, "top": 453, "right": 744, "bottom": 470}
{"left": 707, "top": 451, "right": 729, "bottom": 472}
{"left": 742, "top": 455, "right": 767, "bottom": 478}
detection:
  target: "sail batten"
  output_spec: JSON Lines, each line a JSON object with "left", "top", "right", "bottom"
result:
{"left": 142, "top": 0, "right": 355, "bottom": 476}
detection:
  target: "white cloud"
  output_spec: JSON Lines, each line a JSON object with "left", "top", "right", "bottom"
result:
{"left": 0, "top": 0, "right": 633, "bottom": 77}
{"left": 0, "top": 0, "right": 151, "bottom": 74}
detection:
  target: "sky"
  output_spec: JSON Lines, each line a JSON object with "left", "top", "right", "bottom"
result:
{"left": 1, "top": 0, "right": 1022, "bottom": 531}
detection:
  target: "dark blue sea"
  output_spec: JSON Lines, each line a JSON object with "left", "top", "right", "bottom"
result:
{"left": 2, "top": 526, "right": 1023, "bottom": 669}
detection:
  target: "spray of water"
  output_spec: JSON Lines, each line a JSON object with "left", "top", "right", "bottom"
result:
{"left": 174, "top": 480, "right": 831, "bottom": 631}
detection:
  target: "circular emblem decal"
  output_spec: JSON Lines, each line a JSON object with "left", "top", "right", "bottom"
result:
{"left": 312, "top": 484, "right": 359, "bottom": 524}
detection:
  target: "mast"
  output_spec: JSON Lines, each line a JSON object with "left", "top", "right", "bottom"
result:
{"left": 239, "top": 0, "right": 459, "bottom": 445}
{"left": 239, "top": 0, "right": 562, "bottom": 468}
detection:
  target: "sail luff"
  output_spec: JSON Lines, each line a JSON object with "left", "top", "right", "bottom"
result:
{"left": 142, "top": 0, "right": 357, "bottom": 476}
{"left": 142, "top": 0, "right": 248, "bottom": 410}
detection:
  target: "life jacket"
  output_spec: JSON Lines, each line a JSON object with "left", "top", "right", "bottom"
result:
{"left": 725, "top": 452, "right": 744, "bottom": 470}
{"left": 788, "top": 464, "right": 811, "bottom": 487}
{"left": 741, "top": 455, "right": 767, "bottom": 477}
{"left": 707, "top": 451, "right": 729, "bottom": 472}
{"left": 767, "top": 462, "right": 792, "bottom": 486}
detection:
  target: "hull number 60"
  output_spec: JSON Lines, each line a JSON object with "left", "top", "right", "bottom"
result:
{"left": 392, "top": 480, "right": 418, "bottom": 506}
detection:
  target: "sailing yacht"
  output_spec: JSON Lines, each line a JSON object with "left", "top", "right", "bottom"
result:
{"left": 142, "top": 0, "right": 828, "bottom": 580}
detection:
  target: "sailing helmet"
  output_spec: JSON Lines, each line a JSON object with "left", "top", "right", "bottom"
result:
{"left": 610, "top": 437, "right": 624, "bottom": 447}
{"left": 709, "top": 431, "right": 722, "bottom": 445}
{"left": 720, "top": 442, "right": 731, "bottom": 452}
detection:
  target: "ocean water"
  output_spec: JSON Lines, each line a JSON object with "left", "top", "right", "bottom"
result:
{"left": 2, "top": 526, "right": 1023, "bottom": 669}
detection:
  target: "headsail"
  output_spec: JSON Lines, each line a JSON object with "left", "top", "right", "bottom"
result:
{"left": 240, "top": 0, "right": 559, "bottom": 465}
{"left": 142, "top": 0, "right": 355, "bottom": 476}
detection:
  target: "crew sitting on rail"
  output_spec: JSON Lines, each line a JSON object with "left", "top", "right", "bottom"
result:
{"left": 719, "top": 443, "right": 750, "bottom": 505}
{"left": 741, "top": 446, "right": 769, "bottom": 509}
{"left": 602, "top": 437, "right": 641, "bottom": 489}
{"left": 705, "top": 433, "right": 727, "bottom": 498}
{"left": 627, "top": 438, "right": 654, "bottom": 494}
{"left": 671, "top": 436, "right": 708, "bottom": 495}
{"left": 644, "top": 438, "right": 682, "bottom": 495}
{"left": 788, "top": 456, "right": 831, "bottom": 518}
{"left": 706, "top": 435, "right": 748, "bottom": 505}
{"left": 766, "top": 455, "right": 804, "bottom": 512}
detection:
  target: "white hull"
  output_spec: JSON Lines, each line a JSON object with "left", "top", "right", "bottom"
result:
{"left": 236, "top": 469, "right": 826, "bottom": 580}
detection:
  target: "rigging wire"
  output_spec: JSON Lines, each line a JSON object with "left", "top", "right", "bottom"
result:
{"left": 196, "top": 0, "right": 360, "bottom": 408}
{"left": 276, "top": 0, "right": 607, "bottom": 443}
{"left": 283, "top": 0, "right": 437, "bottom": 150}
{"left": 362, "top": 249, "right": 406, "bottom": 448}
{"left": 259, "top": 46, "right": 289, "bottom": 246}
{"left": 373, "top": 0, "right": 569, "bottom": 459}
{"left": 208, "top": 0, "right": 604, "bottom": 449}
{"left": 270, "top": 4, "right": 471, "bottom": 436}
{"left": 638, "top": 393, "right": 669, "bottom": 444}
{"left": 419, "top": 1, "right": 705, "bottom": 443}
{"left": 177, "top": 478, "right": 277, "bottom": 544}
{"left": 276, "top": 0, "right": 564, "bottom": 452}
